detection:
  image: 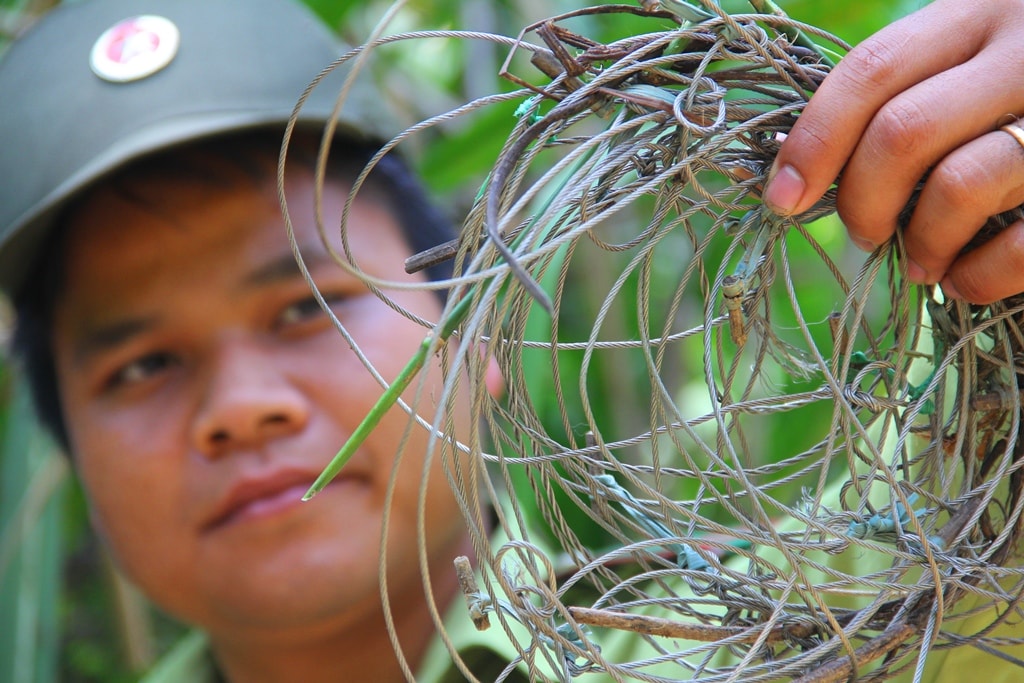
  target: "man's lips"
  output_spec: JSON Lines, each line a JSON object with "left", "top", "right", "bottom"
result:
{"left": 203, "top": 470, "right": 332, "bottom": 531}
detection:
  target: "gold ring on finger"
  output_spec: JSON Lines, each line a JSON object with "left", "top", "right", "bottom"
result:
{"left": 1000, "top": 119, "right": 1024, "bottom": 152}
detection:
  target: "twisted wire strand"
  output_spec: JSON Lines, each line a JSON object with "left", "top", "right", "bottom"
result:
{"left": 290, "top": 3, "right": 1024, "bottom": 681}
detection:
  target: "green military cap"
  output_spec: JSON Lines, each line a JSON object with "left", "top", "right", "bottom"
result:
{"left": 0, "top": 0, "right": 383, "bottom": 297}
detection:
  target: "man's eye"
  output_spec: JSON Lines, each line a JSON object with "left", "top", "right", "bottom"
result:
{"left": 109, "top": 352, "right": 177, "bottom": 388}
{"left": 278, "top": 294, "right": 343, "bottom": 327}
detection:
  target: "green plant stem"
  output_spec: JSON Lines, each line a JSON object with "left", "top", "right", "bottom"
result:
{"left": 303, "top": 294, "right": 472, "bottom": 501}
{"left": 305, "top": 116, "right": 603, "bottom": 500}
{"left": 302, "top": 343, "right": 426, "bottom": 500}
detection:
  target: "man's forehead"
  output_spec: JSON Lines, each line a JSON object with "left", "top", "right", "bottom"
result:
{"left": 54, "top": 159, "right": 416, "bottom": 312}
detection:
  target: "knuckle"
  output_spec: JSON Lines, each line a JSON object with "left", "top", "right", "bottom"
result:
{"left": 1001, "top": 229, "right": 1024, "bottom": 273}
{"left": 868, "top": 98, "right": 932, "bottom": 159}
{"left": 928, "top": 155, "right": 992, "bottom": 210}
{"left": 785, "top": 106, "right": 846, "bottom": 164}
{"left": 994, "top": 151, "right": 1024, "bottom": 210}
{"left": 835, "top": 37, "right": 905, "bottom": 96}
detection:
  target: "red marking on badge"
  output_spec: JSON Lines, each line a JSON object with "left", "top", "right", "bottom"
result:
{"left": 104, "top": 20, "right": 161, "bottom": 64}
{"left": 91, "top": 16, "right": 180, "bottom": 83}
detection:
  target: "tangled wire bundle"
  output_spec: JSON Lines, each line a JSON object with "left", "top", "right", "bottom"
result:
{"left": 291, "top": 2, "right": 1024, "bottom": 681}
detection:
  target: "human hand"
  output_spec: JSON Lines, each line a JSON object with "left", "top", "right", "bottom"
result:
{"left": 762, "top": 0, "right": 1024, "bottom": 305}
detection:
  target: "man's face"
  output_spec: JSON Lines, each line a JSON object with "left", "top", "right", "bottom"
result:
{"left": 51, "top": 159, "right": 470, "bottom": 637}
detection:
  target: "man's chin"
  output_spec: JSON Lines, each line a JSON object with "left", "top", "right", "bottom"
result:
{"left": 195, "top": 562, "right": 386, "bottom": 635}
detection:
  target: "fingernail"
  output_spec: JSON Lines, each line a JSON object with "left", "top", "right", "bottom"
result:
{"left": 906, "top": 258, "right": 927, "bottom": 283}
{"left": 763, "top": 163, "right": 805, "bottom": 215}
{"left": 851, "top": 235, "right": 877, "bottom": 253}
{"left": 940, "top": 277, "right": 962, "bottom": 301}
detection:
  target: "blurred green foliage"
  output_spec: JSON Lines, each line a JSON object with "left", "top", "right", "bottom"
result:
{"left": 0, "top": 0, "right": 919, "bottom": 680}
{"left": 0, "top": 370, "right": 66, "bottom": 683}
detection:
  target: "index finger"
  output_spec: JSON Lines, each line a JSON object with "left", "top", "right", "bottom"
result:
{"left": 761, "top": 0, "right": 989, "bottom": 222}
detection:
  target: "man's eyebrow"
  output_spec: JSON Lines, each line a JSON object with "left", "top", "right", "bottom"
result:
{"left": 73, "top": 317, "right": 156, "bottom": 366}
{"left": 71, "top": 249, "right": 340, "bottom": 365}
{"left": 242, "top": 247, "right": 334, "bottom": 288}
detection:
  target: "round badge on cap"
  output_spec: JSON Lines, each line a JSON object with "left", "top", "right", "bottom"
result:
{"left": 90, "top": 15, "right": 180, "bottom": 83}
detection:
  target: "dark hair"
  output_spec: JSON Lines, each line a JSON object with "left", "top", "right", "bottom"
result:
{"left": 11, "top": 128, "right": 457, "bottom": 452}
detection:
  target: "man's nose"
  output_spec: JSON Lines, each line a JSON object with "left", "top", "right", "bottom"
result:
{"left": 190, "top": 336, "right": 310, "bottom": 458}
